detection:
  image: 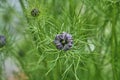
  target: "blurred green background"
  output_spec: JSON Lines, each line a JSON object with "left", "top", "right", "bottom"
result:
{"left": 0, "top": 0, "right": 120, "bottom": 80}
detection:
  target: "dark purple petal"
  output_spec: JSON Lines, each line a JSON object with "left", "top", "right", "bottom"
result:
{"left": 67, "top": 43, "right": 72, "bottom": 47}
{"left": 63, "top": 44, "right": 70, "bottom": 51}
{"left": 66, "top": 34, "right": 72, "bottom": 39}
{"left": 54, "top": 40, "right": 60, "bottom": 44}
{"left": 59, "top": 34, "right": 64, "bottom": 40}
{"left": 55, "top": 35, "right": 60, "bottom": 40}
{"left": 56, "top": 44, "right": 63, "bottom": 50}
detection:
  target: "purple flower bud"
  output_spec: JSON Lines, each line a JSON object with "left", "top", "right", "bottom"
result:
{"left": 31, "top": 8, "right": 40, "bottom": 17}
{"left": 0, "top": 35, "right": 6, "bottom": 48}
{"left": 54, "top": 32, "right": 73, "bottom": 51}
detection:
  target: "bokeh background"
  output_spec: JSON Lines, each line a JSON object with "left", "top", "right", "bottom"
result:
{"left": 0, "top": 0, "right": 120, "bottom": 80}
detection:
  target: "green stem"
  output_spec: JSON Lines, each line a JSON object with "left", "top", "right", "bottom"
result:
{"left": 19, "top": 0, "right": 29, "bottom": 23}
{"left": 111, "top": 3, "right": 119, "bottom": 80}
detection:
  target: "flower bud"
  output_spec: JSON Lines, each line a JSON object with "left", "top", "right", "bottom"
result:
{"left": 0, "top": 35, "right": 6, "bottom": 48}
{"left": 31, "top": 8, "right": 40, "bottom": 17}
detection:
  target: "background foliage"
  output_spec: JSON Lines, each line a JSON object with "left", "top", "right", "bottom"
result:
{"left": 0, "top": 0, "right": 120, "bottom": 80}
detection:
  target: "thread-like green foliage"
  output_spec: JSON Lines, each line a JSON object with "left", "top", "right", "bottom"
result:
{"left": 0, "top": 0, "right": 120, "bottom": 80}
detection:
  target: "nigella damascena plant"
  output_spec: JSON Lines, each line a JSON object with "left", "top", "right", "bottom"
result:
{"left": 31, "top": 8, "right": 40, "bottom": 17}
{"left": 0, "top": 35, "right": 6, "bottom": 48}
{"left": 54, "top": 32, "right": 73, "bottom": 51}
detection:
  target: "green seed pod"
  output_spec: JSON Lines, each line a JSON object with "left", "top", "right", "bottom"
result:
{"left": 31, "top": 8, "right": 40, "bottom": 17}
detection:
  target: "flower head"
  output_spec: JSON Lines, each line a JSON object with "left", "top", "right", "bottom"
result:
{"left": 0, "top": 35, "right": 6, "bottom": 48}
{"left": 31, "top": 8, "right": 40, "bottom": 17}
{"left": 54, "top": 32, "right": 73, "bottom": 51}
